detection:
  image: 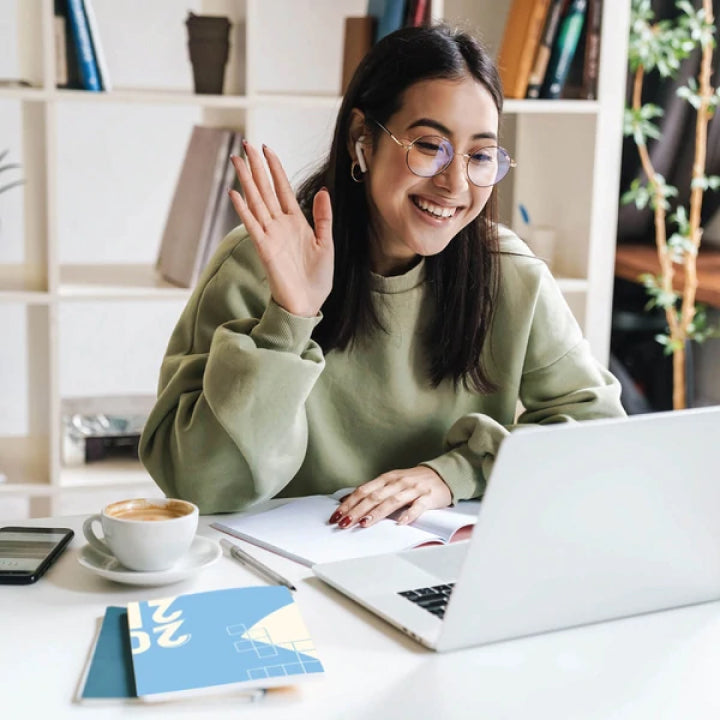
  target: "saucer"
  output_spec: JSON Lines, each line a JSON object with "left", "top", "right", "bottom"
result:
{"left": 77, "top": 535, "right": 222, "bottom": 586}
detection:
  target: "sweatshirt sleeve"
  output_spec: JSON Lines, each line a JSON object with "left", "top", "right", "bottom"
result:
{"left": 422, "top": 245, "right": 626, "bottom": 503}
{"left": 139, "top": 230, "right": 325, "bottom": 514}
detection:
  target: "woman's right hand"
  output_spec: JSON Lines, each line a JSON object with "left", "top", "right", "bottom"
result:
{"left": 229, "top": 141, "right": 334, "bottom": 318}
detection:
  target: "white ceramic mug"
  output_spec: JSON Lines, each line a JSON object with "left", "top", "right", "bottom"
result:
{"left": 82, "top": 498, "right": 198, "bottom": 572}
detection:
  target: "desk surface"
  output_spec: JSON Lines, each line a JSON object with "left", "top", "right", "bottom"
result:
{"left": 615, "top": 243, "right": 720, "bottom": 308}
{"left": 4, "top": 514, "right": 720, "bottom": 719}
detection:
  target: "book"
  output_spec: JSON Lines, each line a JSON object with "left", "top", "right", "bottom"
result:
{"left": 126, "top": 586, "right": 324, "bottom": 700}
{"left": 198, "top": 131, "right": 245, "bottom": 271}
{"left": 65, "top": 0, "right": 102, "bottom": 91}
{"left": 82, "top": 0, "right": 112, "bottom": 91}
{"left": 367, "top": 0, "right": 407, "bottom": 43}
{"left": 581, "top": 0, "right": 603, "bottom": 99}
{"left": 76, "top": 607, "right": 136, "bottom": 702}
{"left": 404, "top": 0, "right": 430, "bottom": 27}
{"left": 497, "top": 0, "right": 552, "bottom": 99}
{"left": 76, "top": 605, "right": 267, "bottom": 704}
{"left": 211, "top": 494, "right": 480, "bottom": 567}
{"left": 540, "top": 0, "right": 587, "bottom": 99}
{"left": 341, "top": 16, "right": 375, "bottom": 94}
{"left": 526, "top": 0, "right": 565, "bottom": 99}
{"left": 54, "top": 15, "right": 68, "bottom": 86}
{"left": 54, "top": 0, "right": 82, "bottom": 89}
{"left": 155, "top": 125, "right": 236, "bottom": 288}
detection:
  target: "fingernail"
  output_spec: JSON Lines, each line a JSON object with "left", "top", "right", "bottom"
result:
{"left": 359, "top": 515, "right": 372, "bottom": 527}
{"left": 242, "top": 138, "right": 248, "bottom": 147}
{"left": 320, "top": 186, "right": 328, "bottom": 192}
{"left": 338, "top": 516, "right": 352, "bottom": 529}
{"left": 329, "top": 511, "right": 342, "bottom": 524}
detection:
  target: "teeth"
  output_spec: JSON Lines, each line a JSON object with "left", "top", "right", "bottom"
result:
{"left": 414, "top": 197, "right": 456, "bottom": 218}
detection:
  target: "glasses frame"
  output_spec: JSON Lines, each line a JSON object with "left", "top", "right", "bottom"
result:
{"left": 369, "top": 118, "right": 516, "bottom": 188}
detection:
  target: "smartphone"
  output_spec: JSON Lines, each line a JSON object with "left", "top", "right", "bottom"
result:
{"left": 0, "top": 526, "right": 74, "bottom": 584}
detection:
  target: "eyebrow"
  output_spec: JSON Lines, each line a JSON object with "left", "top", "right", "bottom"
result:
{"left": 406, "top": 118, "right": 497, "bottom": 142}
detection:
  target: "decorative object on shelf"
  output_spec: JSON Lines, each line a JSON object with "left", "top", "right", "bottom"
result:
{"left": 185, "top": 12, "right": 231, "bottom": 95}
{"left": 622, "top": 0, "right": 719, "bottom": 409}
{"left": 62, "top": 395, "right": 155, "bottom": 466}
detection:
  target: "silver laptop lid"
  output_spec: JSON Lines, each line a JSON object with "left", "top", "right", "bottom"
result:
{"left": 437, "top": 406, "right": 720, "bottom": 651}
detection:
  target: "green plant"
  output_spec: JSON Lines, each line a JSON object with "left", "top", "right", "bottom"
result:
{"left": 622, "top": 0, "right": 719, "bottom": 409}
{"left": 0, "top": 148, "right": 24, "bottom": 196}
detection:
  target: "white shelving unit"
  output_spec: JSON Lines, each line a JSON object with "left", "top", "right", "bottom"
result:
{"left": 0, "top": 0, "right": 629, "bottom": 519}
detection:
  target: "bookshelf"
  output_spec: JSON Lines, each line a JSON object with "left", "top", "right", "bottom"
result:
{"left": 0, "top": 0, "right": 629, "bottom": 518}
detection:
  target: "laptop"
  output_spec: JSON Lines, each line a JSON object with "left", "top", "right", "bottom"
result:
{"left": 313, "top": 406, "right": 720, "bottom": 652}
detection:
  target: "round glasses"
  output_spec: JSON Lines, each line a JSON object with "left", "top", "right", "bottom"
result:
{"left": 371, "top": 119, "right": 516, "bottom": 188}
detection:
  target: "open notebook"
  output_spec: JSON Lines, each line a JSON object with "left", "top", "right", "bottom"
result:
{"left": 211, "top": 493, "right": 479, "bottom": 567}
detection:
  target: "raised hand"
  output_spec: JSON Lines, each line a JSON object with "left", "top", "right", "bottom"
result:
{"left": 329, "top": 466, "right": 453, "bottom": 529}
{"left": 229, "top": 141, "right": 334, "bottom": 318}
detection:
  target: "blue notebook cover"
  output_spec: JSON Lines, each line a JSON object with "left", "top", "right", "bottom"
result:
{"left": 127, "top": 586, "right": 324, "bottom": 699}
{"left": 79, "top": 606, "right": 135, "bottom": 700}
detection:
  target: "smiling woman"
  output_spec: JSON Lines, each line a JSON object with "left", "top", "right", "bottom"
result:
{"left": 139, "top": 24, "right": 626, "bottom": 529}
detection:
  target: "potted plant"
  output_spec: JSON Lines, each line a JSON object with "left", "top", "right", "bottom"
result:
{"left": 622, "top": 0, "right": 719, "bottom": 409}
{"left": 0, "top": 148, "right": 24, "bottom": 196}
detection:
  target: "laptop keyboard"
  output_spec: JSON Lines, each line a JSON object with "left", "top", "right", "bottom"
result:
{"left": 398, "top": 583, "right": 455, "bottom": 618}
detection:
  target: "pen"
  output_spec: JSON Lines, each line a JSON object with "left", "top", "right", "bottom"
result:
{"left": 219, "top": 538, "right": 297, "bottom": 592}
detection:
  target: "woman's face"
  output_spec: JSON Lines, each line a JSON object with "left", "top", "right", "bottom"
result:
{"left": 359, "top": 76, "right": 499, "bottom": 276}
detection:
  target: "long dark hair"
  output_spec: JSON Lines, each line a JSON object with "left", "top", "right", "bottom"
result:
{"left": 297, "top": 24, "right": 504, "bottom": 392}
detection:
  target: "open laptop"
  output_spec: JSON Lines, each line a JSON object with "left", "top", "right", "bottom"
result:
{"left": 313, "top": 406, "right": 720, "bottom": 652}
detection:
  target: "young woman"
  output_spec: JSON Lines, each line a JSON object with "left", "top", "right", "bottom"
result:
{"left": 139, "top": 24, "right": 625, "bottom": 528}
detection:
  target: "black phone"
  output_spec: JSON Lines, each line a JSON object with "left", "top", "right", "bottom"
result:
{"left": 0, "top": 526, "right": 75, "bottom": 584}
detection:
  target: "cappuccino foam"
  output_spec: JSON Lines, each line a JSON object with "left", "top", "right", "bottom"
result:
{"left": 106, "top": 499, "right": 192, "bottom": 522}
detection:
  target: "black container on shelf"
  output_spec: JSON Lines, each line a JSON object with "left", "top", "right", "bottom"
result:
{"left": 186, "top": 12, "right": 231, "bottom": 95}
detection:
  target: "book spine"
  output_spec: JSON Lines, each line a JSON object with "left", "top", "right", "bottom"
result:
{"left": 65, "top": 0, "right": 102, "bottom": 91}
{"left": 54, "top": 15, "right": 68, "bottom": 87}
{"left": 82, "top": 0, "right": 112, "bottom": 91}
{"left": 540, "top": 0, "right": 587, "bottom": 99}
{"left": 526, "top": 0, "right": 565, "bottom": 99}
{"left": 341, "top": 16, "right": 375, "bottom": 94}
{"left": 375, "top": 0, "right": 406, "bottom": 42}
{"left": 581, "top": 0, "right": 603, "bottom": 99}
{"left": 412, "top": 0, "right": 429, "bottom": 26}
{"left": 497, "top": 0, "right": 553, "bottom": 99}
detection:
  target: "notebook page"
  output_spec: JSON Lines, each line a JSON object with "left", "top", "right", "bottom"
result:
{"left": 211, "top": 496, "right": 445, "bottom": 566}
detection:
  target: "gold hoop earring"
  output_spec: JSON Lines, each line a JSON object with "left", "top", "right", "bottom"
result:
{"left": 350, "top": 161, "right": 365, "bottom": 183}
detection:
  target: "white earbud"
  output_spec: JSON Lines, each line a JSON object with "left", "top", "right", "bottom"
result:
{"left": 355, "top": 136, "right": 368, "bottom": 173}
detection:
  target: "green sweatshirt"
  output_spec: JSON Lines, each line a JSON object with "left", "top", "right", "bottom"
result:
{"left": 139, "top": 225, "right": 625, "bottom": 514}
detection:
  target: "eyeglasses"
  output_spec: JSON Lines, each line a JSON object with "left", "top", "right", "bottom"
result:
{"left": 370, "top": 119, "right": 516, "bottom": 188}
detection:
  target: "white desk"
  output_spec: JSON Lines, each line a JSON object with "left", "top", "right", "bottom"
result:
{"left": 4, "top": 514, "right": 720, "bottom": 719}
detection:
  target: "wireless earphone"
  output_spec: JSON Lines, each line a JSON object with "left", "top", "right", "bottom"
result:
{"left": 355, "top": 136, "right": 368, "bottom": 173}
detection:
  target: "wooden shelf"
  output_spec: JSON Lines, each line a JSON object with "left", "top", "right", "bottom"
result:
{"left": 615, "top": 244, "right": 720, "bottom": 308}
{"left": 59, "top": 264, "right": 192, "bottom": 301}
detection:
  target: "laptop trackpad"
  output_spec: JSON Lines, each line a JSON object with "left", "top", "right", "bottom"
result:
{"left": 400, "top": 541, "right": 469, "bottom": 581}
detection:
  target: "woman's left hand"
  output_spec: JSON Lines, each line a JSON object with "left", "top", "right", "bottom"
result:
{"left": 329, "top": 466, "right": 452, "bottom": 529}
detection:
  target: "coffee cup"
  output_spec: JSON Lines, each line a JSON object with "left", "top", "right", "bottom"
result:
{"left": 82, "top": 498, "right": 198, "bottom": 572}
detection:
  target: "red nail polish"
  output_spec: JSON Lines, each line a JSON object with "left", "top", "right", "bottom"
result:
{"left": 338, "top": 516, "right": 352, "bottom": 529}
{"left": 329, "top": 511, "right": 342, "bottom": 524}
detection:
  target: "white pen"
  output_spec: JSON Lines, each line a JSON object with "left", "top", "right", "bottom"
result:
{"left": 220, "top": 538, "right": 297, "bottom": 592}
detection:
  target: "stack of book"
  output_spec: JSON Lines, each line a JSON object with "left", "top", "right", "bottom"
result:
{"left": 341, "top": 0, "right": 431, "bottom": 93}
{"left": 497, "top": 0, "right": 603, "bottom": 100}
{"left": 54, "top": 0, "right": 111, "bottom": 92}
{"left": 155, "top": 125, "right": 244, "bottom": 289}
{"left": 76, "top": 586, "right": 324, "bottom": 703}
